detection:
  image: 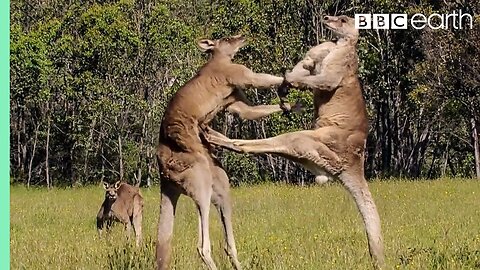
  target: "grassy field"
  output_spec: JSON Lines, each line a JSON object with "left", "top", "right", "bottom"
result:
{"left": 10, "top": 179, "right": 480, "bottom": 269}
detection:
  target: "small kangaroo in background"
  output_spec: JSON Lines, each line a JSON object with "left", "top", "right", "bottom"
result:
{"left": 96, "top": 181, "right": 143, "bottom": 246}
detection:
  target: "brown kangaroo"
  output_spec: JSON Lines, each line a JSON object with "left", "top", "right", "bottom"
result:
{"left": 96, "top": 181, "right": 143, "bottom": 246}
{"left": 206, "top": 16, "right": 385, "bottom": 269}
{"left": 156, "top": 34, "right": 294, "bottom": 270}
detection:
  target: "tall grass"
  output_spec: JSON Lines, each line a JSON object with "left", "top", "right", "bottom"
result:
{"left": 10, "top": 179, "right": 480, "bottom": 269}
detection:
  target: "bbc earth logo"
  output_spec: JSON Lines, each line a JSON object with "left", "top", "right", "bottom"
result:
{"left": 355, "top": 10, "right": 474, "bottom": 30}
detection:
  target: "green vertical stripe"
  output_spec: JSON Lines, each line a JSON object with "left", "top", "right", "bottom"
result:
{"left": 1, "top": 0, "right": 11, "bottom": 268}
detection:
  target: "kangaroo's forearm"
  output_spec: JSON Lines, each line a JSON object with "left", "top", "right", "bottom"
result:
{"left": 289, "top": 75, "right": 340, "bottom": 92}
{"left": 233, "top": 104, "right": 283, "bottom": 120}
{"left": 244, "top": 104, "right": 283, "bottom": 120}
{"left": 249, "top": 73, "right": 284, "bottom": 89}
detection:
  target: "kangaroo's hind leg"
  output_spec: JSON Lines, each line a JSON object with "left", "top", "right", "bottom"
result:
{"left": 132, "top": 194, "right": 143, "bottom": 246}
{"left": 339, "top": 169, "right": 385, "bottom": 269}
{"left": 156, "top": 180, "right": 181, "bottom": 270}
{"left": 210, "top": 158, "right": 241, "bottom": 270}
{"left": 180, "top": 155, "right": 218, "bottom": 270}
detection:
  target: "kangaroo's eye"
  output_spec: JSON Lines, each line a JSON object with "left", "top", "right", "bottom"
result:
{"left": 341, "top": 18, "right": 347, "bottom": 23}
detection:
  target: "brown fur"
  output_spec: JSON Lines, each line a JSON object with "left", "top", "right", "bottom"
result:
{"left": 300, "top": 41, "right": 337, "bottom": 74}
{"left": 156, "top": 34, "right": 288, "bottom": 270}
{"left": 206, "top": 16, "right": 385, "bottom": 269}
{"left": 96, "top": 181, "right": 143, "bottom": 246}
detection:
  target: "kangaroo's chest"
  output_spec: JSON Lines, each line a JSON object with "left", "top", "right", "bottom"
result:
{"left": 109, "top": 202, "right": 131, "bottom": 223}
{"left": 200, "top": 88, "right": 236, "bottom": 125}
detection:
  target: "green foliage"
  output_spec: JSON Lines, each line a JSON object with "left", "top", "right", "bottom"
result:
{"left": 267, "top": 90, "right": 314, "bottom": 136}
{"left": 10, "top": 0, "right": 480, "bottom": 186}
{"left": 220, "top": 152, "right": 261, "bottom": 186}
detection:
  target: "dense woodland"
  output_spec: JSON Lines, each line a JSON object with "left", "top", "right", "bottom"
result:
{"left": 10, "top": 0, "right": 480, "bottom": 187}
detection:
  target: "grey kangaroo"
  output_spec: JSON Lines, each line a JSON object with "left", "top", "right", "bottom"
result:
{"left": 96, "top": 181, "right": 143, "bottom": 246}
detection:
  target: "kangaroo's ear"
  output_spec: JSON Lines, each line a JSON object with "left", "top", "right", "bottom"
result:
{"left": 102, "top": 182, "right": 109, "bottom": 190}
{"left": 197, "top": 39, "right": 215, "bottom": 52}
{"left": 113, "top": 181, "right": 121, "bottom": 190}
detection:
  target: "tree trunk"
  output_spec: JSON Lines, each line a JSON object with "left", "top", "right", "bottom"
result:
{"left": 16, "top": 108, "right": 23, "bottom": 174}
{"left": 27, "top": 123, "right": 39, "bottom": 188}
{"left": 70, "top": 145, "right": 76, "bottom": 186}
{"left": 259, "top": 120, "right": 276, "bottom": 179}
{"left": 68, "top": 104, "right": 78, "bottom": 186}
{"left": 136, "top": 113, "right": 147, "bottom": 186}
{"left": 146, "top": 145, "right": 152, "bottom": 188}
{"left": 441, "top": 141, "right": 449, "bottom": 177}
{"left": 118, "top": 134, "right": 124, "bottom": 181}
{"left": 285, "top": 160, "right": 289, "bottom": 183}
{"left": 21, "top": 114, "right": 27, "bottom": 176}
{"left": 426, "top": 148, "right": 438, "bottom": 178}
{"left": 83, "top": 119, "right": 96, "bottom": 181}
{"left": 101, "top": 145, "right": 105, "bottom": 183}
{"left": 471, "top": 117, "right": 480, "bottom": 179}
{"left": 46, "top": 115, "right": 51, "bottom": 189}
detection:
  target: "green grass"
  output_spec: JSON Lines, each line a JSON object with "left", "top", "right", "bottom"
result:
{"left": 10, "top": 179, "right": 480, "bottom": 269}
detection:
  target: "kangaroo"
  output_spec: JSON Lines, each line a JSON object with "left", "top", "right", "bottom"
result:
{"left": 96, "top": 181, "right": 143, "bottom": 246}
{"left": 298, "top": 41, "right": 337, "bottom": 75}
{"left": 277, "top": 40, "right": 335, "bottom": 111}
{"left": 206, "top": 16, "right": 385, "bottom": 269}
{"left": 156, "top": 34, "right": 293, "bottom": 270}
